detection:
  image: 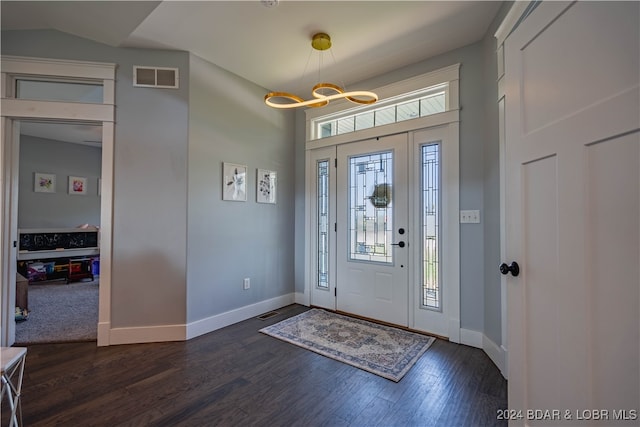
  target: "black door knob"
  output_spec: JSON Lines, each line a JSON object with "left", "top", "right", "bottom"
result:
{"left": 500, "top": 261, "right": 520, "bottom": 277}
{"left": 391, "top": 241, "right": 406, "bottom": 248}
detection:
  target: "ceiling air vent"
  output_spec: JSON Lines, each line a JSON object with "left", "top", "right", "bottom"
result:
{"left": 133, "top": 66, "right": 179, "bottom": 89}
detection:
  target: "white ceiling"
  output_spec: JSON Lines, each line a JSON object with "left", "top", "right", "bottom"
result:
{"left": 2, "top": 0, "right": 504, "bottom": 143}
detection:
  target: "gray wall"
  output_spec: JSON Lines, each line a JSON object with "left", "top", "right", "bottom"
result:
{"left": 187, "top": 54, "right": 295, "bottom": 322}
{"left": 3, "top": 29, "right": 190, "bottom": 328}
{"left": 18, "top": 135, "right": 101, "bottom": 229}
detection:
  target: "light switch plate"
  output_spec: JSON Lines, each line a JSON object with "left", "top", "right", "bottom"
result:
{"left": 460, "top": 210, "right": 480, "bottom": 224}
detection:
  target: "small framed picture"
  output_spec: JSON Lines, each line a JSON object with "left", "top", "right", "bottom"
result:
{"left": 69, "top": 176, "right": 87, "bottom": 195}
{"left": 223, "top": 162, "right": 247, "bottom": 201}
{"left": 34, "top": 172, "right": 56, "bottom": 193}
{"left": 257, "top": 169, "right": 277, "bottom": 204}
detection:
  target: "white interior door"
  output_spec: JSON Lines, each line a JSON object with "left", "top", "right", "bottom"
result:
{"left": 504, "top": 1, "right": 639, "bottom": 421}
{"left": 336, "top": 134, "right": 408, "bottom": 326}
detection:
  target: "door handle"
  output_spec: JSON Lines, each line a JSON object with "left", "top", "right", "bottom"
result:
{"left": 499, "top": 261, "right": 520, "bottom": 277}
{"left": 391, "top": 241, "right": 405, "bottom": 248}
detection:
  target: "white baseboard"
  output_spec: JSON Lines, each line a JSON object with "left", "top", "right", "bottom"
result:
{"left": 448, "top": 318, "right": 461, "bottom": 343}
{"left": 460, "top": 328, "right": 483, "bottom": 348}
{"left": 103, "top": 294, "right": 296, "bottom": 345}
{"left": 460, "top": 328, "right": 507, "bottom": 378}
{"left": 500, "top": 345, "right": 508, "bottom": 379}
{"left": 97, "top": 322, "right": 110, "bottom": 346}
{"left": 483, "top": 334, "right": 506, "bottom": 377}
{"left": 109, "top": 324, "right": 186, "bottom": 345}
{"left": 294, "top": 291, "right": 308, "bottom": 306}
{"left": 186, "top": 293, "right": 295, "bottom": 340}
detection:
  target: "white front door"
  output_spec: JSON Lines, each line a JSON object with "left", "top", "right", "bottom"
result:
{"left": 504, "top": 1, "right": 639, "bottom": 419}
{"left": 336, "top": 134, "right": 409, "bottom": 326}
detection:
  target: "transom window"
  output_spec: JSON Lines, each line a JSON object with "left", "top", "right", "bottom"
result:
{"left": 313, "top": 83, "right": 448, "bottom": 140}
{"left": 15, "top": 78, "right": 104, "bottom": 104}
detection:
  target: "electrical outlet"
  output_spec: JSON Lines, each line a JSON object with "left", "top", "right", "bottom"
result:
{"left": 243, "top": 278, "right": 250, "bottom": 290}
{"left": 460, "top": 210, "right": 481, "bottom": 224}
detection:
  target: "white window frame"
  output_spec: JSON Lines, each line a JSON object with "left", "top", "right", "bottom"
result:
{"left": 305, "top": 64, "right": 460, "bottom": 150}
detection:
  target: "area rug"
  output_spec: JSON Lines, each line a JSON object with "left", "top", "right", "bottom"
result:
{"left": 259, "top": 309, "right": 435, "bottom": 382}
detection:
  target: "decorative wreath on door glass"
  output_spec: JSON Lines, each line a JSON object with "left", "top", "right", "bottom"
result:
{"left": 368, "top": 183, "right": 392, "bottom": 208}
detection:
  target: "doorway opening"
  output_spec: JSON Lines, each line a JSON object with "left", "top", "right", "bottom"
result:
{"left": 1, "top": 55, "right": 115, "bottom": 347}
{"left": 14, "top": 121, "right": 102, "bottom": 344}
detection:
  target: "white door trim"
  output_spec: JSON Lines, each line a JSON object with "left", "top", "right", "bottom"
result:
{"left": 0, "top": 56, "right": 116, "bottom": 347}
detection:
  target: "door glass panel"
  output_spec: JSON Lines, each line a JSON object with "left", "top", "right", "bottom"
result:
{"left": 317, "top": 160, "right": 330, "bottom": 288}
{"left": 348, "top": 151, "right": 393, "bottom": 264}
{"left": 16, "top": 80, "right": 103, "bottom": 104}
{"left": 421, "top": 143, "right": 440, "bottom": 310}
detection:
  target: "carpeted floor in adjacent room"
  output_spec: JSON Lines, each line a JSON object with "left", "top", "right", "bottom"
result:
{"left": 15, "top": 280, "right": 98, "bottom": 345}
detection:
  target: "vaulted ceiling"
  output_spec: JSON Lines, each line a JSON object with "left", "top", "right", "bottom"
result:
{"left": 2, "top": 1, "right": 502, "bottom": 96}
{"left": 2, "top": 1, "right": 503, "bottom": 143}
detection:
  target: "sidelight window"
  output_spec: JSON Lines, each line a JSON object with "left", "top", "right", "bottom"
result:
{"left": 421, "top": 143, "right": 440, "bottom": 310}
{"left": 317, "top": 160, "right": 330, "bottom": 288}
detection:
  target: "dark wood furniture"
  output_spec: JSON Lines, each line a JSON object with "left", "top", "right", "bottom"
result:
{"left": 15, "top": 273, "right": 28, "bottom": 310}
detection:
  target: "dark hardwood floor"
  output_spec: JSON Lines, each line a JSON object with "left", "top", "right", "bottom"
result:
{"left": 5, "top": 304, "right": 507, "bottom": 426}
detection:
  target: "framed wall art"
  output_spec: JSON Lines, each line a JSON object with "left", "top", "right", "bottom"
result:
{"left": 34, "top": 172, "right": 56, "bottom": 193}
{"left": 257, "top": 169, "right": 276, "bottom": 204}
{"left": 223, "top": 162, "right": 247, "bottom": 201}
{"left": 68, "top": 176, "right": 87, "bottom": 195}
